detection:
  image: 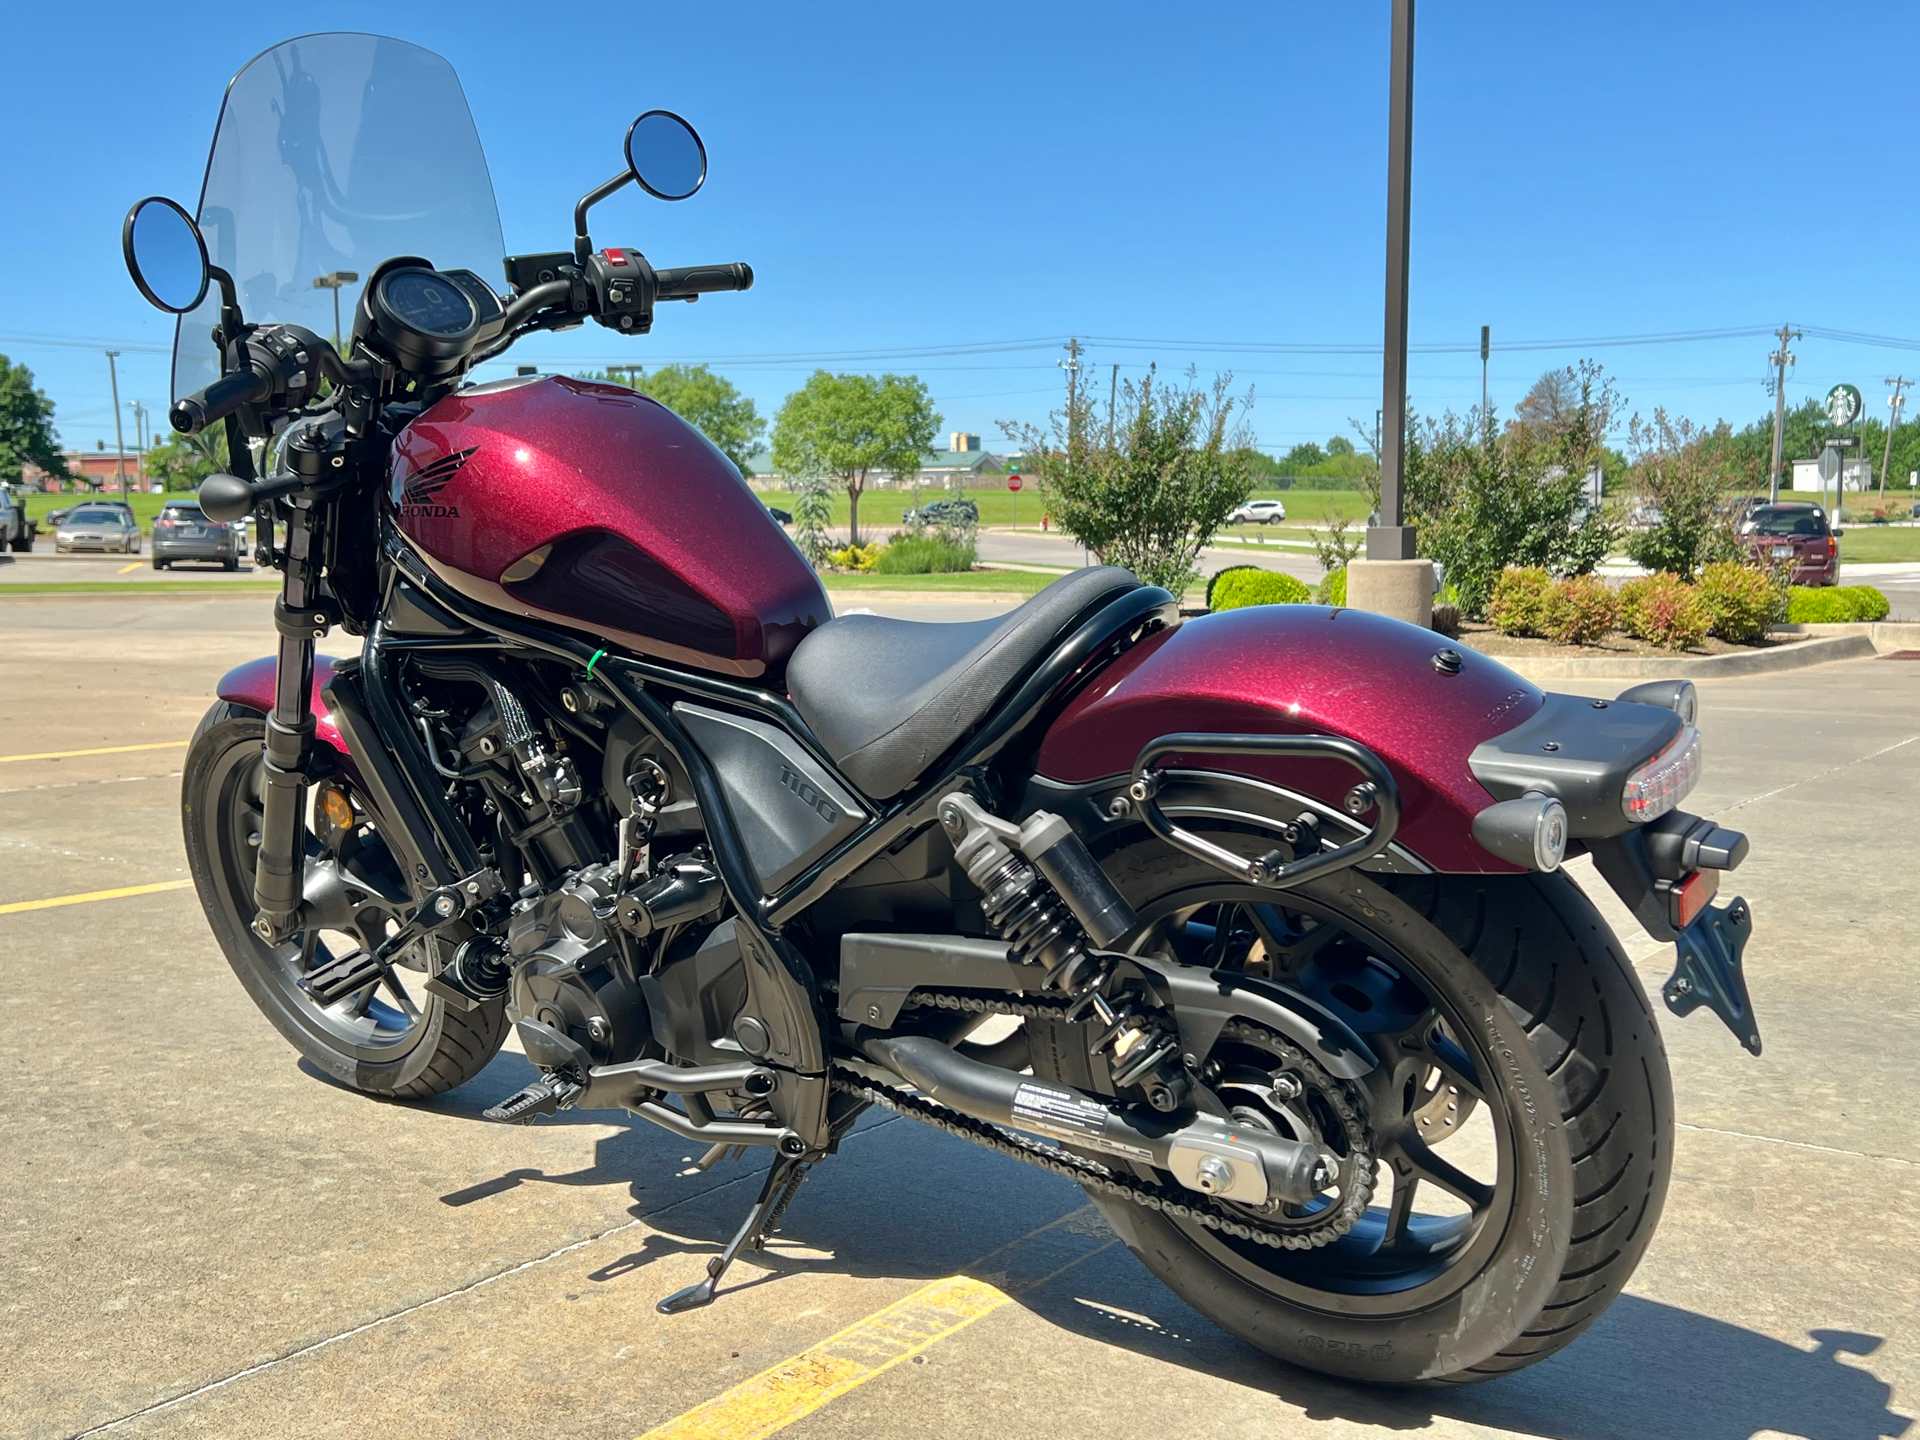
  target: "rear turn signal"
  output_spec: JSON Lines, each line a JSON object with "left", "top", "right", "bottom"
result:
{"left": 1668, "top": 867, "right": 1720, "bottom": 929}
{"left": 1622, "top": 725, "right": 1701, "bottom": 824}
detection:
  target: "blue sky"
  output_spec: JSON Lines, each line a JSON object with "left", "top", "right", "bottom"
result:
{"left": 8, "top": 1, "right": 1920, "bottom": 461}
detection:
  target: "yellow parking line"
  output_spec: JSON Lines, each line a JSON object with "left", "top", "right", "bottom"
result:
{"left": 117, "top": 562, "right": 144, "bottom": 574}
{"left": 0, "top": 740, "right": 188, "bottom": 764}
{"left": 639, "top": 1210, "right": 1113, "bottom": 1440}
{"left": 0, "top": 879, "right": 193, "bottom": 915}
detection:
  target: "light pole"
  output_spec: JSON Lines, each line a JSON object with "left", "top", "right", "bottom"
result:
{"left": 1480, "top": 324, "right": 1490, "bottom": 422}
{"left": 311, "top": 271, "right": 360, "bottom": 352}
{"left": 105, "top": 351, "right": 127, "bottom": 502}
{"left": 1351, "top": 0, "right": 1429, "bottom": 625}
{"left": 130, "top": 400, "right": 149, "bottom": 492}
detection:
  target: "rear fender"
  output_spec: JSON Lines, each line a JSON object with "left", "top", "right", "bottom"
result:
{"left": 1034, "top": 606, "right": 1543, "bottom": 872}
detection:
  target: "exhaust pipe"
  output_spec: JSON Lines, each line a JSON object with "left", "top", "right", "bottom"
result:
{"left": 863, "top": 1034, "right": 1330, "bottom": 1207}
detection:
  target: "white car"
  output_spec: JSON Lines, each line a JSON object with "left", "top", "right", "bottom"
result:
{"left": 1228, "top": 498, "right": 1287, "bottom": 524}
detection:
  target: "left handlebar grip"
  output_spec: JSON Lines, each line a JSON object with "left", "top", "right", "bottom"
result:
{"left": 653, "top": 262, "right": 755, "bottom": 299}
{"left": 171, "top": 365, "right": 271, "bottom": 435}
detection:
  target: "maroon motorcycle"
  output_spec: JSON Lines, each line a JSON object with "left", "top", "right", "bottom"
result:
{"left": 123, "top": 33, "right": 1760, "bottom": 1385}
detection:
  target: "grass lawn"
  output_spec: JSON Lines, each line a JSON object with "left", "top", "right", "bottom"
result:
{"left": 22, "top": 491, "right": 185, "bottom": 530}
{"left": 820, "top": 570, "right": 1056, "bottom": 595}
{"left": 752, "top": 485, "right": 1370, "bottom": 534}
{"left": 1835, "top": 525, "right": 1920, "bottom": 563}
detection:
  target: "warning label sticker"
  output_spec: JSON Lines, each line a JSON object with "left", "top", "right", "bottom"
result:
{"left": 1011, "top": 1083, "right": 1153, "bottom": 1162}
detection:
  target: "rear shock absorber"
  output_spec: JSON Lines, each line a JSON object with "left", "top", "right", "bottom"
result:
{"left": 937, "top": 793, "right": 1186, "bottom": 1107}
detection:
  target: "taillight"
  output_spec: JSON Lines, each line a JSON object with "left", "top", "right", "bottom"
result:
{"left": 1828, "top": 536, "right": 1836, "bottom": 557}
{"left": 1670, "top": 868, "right": 1720, "bottom": 929}
{"left": 1621, "top": 725, "right": 1701, "bottom": 824}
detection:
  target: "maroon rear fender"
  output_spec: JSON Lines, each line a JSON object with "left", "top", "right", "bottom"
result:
{"left": 217, "top": 654, "right": 349, "bottom": 759}
{"left": 1037, "top": 606, "right": 1546, "bottom": 872}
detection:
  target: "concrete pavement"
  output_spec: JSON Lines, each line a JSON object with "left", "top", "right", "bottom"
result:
{"left": 2, "top": 591, "right": 1915, "bottom": 1440}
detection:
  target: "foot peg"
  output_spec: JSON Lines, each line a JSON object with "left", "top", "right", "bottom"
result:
{"left": 658, "top": 1153, "right": 811, "bottom": 1314}
{"left": 482, "top": 1075, "right": 583, "bottom": 1124}
{"left": 298, "top": 948, "right": 387, "bottom": 1007}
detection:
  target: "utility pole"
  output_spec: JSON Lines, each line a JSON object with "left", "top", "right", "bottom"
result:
{"left": 1767, "top": 323, "right": 1800, "bottom": 504}
{"left": 1058, "top": 338, "right": 1083, "bottom": 457}
{"left": 105, "top": 351, "right": 127, "bottom": 502}
{"left": 131, "top": 400, "right": 148, "bottom": 492}
{"left": 1879, "top": 376, "right": 1909, "bottom": 504}
{"left": 1107, "top": 363, "right": 1119, "bottom": 445}
{"left": 1371, "top": 0, "right": 1416, "bottom": 564}
{"left": 1480, "top": 324, "right": 1490, "bottom": 422}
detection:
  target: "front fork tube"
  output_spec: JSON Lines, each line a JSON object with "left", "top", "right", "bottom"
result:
{"left": 252, "top": 498, "right": 325, "bottom": 943}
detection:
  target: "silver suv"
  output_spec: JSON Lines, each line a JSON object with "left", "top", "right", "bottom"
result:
{"left": 152, "top": 501, "right": 243, "bottom": 570}
{"left": 1227, "top": 498, "right": 1287, "bottom": 525}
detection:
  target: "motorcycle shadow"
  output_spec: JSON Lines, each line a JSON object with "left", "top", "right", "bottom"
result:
{"left": 353, "top": 1055, "right": 1911, "bottom": 1440}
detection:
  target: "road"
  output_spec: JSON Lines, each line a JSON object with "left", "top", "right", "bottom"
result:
{"left": 2, "top": 592, "right": 1916, "bottom": 1440}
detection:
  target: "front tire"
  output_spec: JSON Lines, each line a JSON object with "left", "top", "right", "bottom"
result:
{"left": 181, "top": 701, "right": 508, "bottom": 1098}
{"left": 1029, "top": 840, "right": 1672, "bottom": 1386}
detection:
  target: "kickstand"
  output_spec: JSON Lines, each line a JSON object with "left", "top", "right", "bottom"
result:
{"left": 658, "top": 1152, "right": 812, "bottom": 1315}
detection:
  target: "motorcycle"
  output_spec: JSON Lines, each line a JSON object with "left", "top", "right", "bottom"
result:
{"left": 121, "top": 33, "right": 1762, "bottom": 1386}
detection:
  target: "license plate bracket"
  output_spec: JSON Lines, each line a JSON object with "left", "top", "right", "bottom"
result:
{"left": 1663, "top": 897, "right": 1760, "bottom": 1056}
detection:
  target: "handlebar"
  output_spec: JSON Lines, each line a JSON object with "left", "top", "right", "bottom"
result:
{"left": 171, "top": 364, "right": 272, "bottom": 435}
{"left": 653, "top": 262, "right": 754, "bottom": 300}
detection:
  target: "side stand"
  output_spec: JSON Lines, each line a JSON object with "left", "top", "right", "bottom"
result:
{"left": 658, "top": 1153, "right": 812, "bottom": 1315}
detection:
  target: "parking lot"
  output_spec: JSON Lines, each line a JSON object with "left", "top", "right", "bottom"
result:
{"left": 3, "top": 591, "right": 1916, "bottom": 1440}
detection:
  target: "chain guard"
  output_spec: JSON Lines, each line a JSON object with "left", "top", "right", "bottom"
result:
{"left": 841, "top": 993, "right": 1376, "bottom": 1250}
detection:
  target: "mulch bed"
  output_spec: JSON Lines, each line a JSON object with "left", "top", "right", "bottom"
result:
{"left": 1452, "top": 621, "right": 1802, "bottom": 660}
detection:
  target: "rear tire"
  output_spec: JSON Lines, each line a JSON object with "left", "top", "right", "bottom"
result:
{"left": 1029, "top": 840, "right": 1672, "bottom": 1386}
{"left": 181, "top": 701, "right": 508, "bottom": 1098}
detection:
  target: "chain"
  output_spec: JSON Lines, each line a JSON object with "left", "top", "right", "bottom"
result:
{"left": 834, "top": 1002, "right": 1376, "bottom": 1250}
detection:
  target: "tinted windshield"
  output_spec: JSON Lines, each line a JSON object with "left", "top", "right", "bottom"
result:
{"left": 70, "top": 510, "right": 119, "bottom": 524}
{"left": 1749, "top": 509, "right": 1826, "bottom": 537}
{"left": 163, "top": 507, "right": 205, "bottom": 521}
{"left": 173, "top": 33, "right": 505, "bottom": 401}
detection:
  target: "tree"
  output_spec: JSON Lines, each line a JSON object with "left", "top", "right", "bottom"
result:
{"left": 1001, "top": 366, "right": 1255, "bottom": 595}
{"left": 1623, "top": 410, "right": 1756, "bottom": 580}
{"left": 587, "top": 364, "right": 764, "bottom": 477}
{"left": 1405, "top": 361, "right": 1621, "bottom": 617}
{"left": 1325, "top": 434, "right": 1355, "bottom": 457}
{"left": 1512, "top": 367, "right": 1588, "bottom": 435}
{"left": 145, "top": 427, "right": 228, "bottom": 491}
{"left": 771, "top": 372, "right": 939, "bottom": 544}
{"left": 1282, "top": 441, "right": 1327, "bottom": 471}
{"left": 0, "top": 355, "right": 69, "bottom": 486}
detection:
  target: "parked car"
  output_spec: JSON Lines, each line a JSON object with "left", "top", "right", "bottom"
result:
{"left": 903, "top": 498, "right": 979, "bottom": 526}
{"left": 47, "top": 499, "right": 136, "bottom": 527}
{"left": 765, "top": 504, "right": 792, "bottom": 525}
{"left": 54, "top": 506, "right": 142, "bottom": 555}
{"left": 0, "top": 483, "right": 35, "bottom": 552}
{"left": 1625, "top": 501, "right": 1665, "bottom": 531}
{"left": 1739, "top": 502, "right": 1839, "bottom": 587}
{"left": 1227, "top": 498, "right": 1288, "bottom": 525}
{"left": 152, "top": 500, "right": 243, "bottom": 570}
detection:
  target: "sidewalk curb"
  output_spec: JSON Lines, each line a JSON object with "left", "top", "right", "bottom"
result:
{"left": 1498, "top": 634, "right": 1877, "bottom": 680}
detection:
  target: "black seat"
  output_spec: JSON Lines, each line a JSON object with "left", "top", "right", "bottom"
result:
{"left": 786, "top": 566, "right": 1140, "bottom": 799}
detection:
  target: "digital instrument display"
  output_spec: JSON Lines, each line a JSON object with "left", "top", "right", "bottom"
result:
{"left": 380, "top": 270, "right": 476, "bottom": 336}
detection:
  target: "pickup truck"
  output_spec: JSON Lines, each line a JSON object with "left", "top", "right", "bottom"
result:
{"left": 0, "top": 484, "right": 37, "bottom": 552}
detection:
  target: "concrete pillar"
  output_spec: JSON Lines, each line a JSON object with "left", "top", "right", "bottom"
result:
{"left": 1347, "top": 557, "right": 1433, "bottom": 629}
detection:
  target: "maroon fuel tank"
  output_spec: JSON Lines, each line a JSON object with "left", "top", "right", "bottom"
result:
{"left": 1036, "top": 605, "right": 1546, "bottom": 872}
{"left": 391, "top": 375, "right": 829, "bottom": 678}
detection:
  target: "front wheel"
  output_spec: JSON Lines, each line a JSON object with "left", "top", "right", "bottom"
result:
{"left": 1028, "top": 838, "right": 1672, "bottom": 1386}
{"left": 180, "top": 702, "right": 508, "bottom": 1097}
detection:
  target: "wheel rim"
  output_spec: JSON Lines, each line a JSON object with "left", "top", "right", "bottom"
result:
{"left": 1129, "top": 882, "right": 1521, "bottom": 1316}
{"left": 201, "top": 734, "right": 433, "bottom": 1059}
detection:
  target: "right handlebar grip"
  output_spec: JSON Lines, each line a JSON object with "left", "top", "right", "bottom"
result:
{"left": 171, "top": 365, "right": 271, "bottom": 435}
{"left": 653, "top": 262, "right": 754, "bottom": 299}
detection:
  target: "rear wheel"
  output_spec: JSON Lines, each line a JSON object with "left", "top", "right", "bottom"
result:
{"left": 180, "top": 702, "right": 507, "bottom": 1097}
{"left": 1028, "top": 836, "right": 1672, "bottom": 1385}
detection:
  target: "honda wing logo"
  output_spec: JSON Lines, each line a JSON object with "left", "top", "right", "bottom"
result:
{"left": 398, "top": 448, "right": 476, "bottom": 517}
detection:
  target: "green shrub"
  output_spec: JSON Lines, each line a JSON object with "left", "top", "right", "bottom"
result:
{"left": 1206, "top": 564, "right": 1264, "bottom": 609}
{"left": 1314, "top": 566, "right": 1347, "bottom": 607}
{"left": 1619, "top": 573, "right": 1708, "bottom": 650}
{"left": 1541, "top": 574, "right": 1618, "bottom": 646}
{"left": 1695, "top": 560, "right": 1784, "bottom": 642}
{"left": 1787, "top": 585, "right": 1891, "bottom": 623}
{"left": 1209, "top": 568, "right": 1313, "bottom": 611}
{"left": 871, "top": 534, "right": 976, "bottom": 574}
{"left": 827, "top": 540, "right": 883, "bottom": 572}
{"left": 1488, "top": 567, "right": 1554, "bottom": 636}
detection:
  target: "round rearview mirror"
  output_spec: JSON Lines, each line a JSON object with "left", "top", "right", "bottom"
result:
{"left": 123, "top": 196, "right": 210, "bottom": 314}
{"left": 624, "top": 111, "right": 707, "bottom": 201}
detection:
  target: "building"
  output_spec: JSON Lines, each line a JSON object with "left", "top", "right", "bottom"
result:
{"left": 19, "top": 446, "right": 153, "bottom": 493}
{"left": 1790, "top": 457, "right": 1871, "bottom": 492}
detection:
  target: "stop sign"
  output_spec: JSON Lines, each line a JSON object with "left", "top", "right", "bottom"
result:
{"left": 1007, "top": 474, "right": 1023, "bottom": 492}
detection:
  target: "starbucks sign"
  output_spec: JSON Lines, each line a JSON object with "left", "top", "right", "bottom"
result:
{"left": 1825, "top": 383, "right": 1863, "bottom": 426}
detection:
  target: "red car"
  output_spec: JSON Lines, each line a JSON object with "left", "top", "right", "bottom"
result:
{"left": 1740, "top": 502, "right": 1840, "bottom": 586}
